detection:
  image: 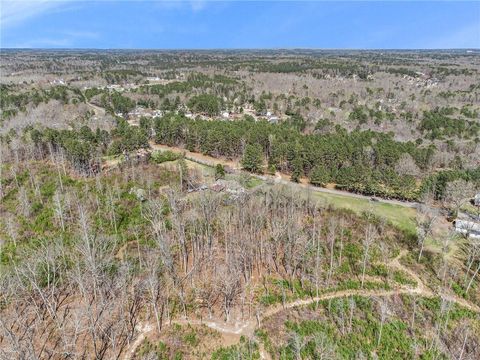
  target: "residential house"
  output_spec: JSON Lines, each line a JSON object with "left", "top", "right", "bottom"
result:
{"left": 473, "top": 193, "right": 480, "bottom": 207}
{"left": 454, "top": 219, "right": 480, "bottom": 239}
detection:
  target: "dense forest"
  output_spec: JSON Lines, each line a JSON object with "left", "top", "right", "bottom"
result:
{"left": 153, "top": 114, "right": 435, "bottom": 200}
{"left": 8, "top": 110, "right": 479, "bottom": 205}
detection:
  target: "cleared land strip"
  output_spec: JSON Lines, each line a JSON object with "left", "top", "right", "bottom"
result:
{"left": 149, "top": 141, "right": 418, "bottom": 209}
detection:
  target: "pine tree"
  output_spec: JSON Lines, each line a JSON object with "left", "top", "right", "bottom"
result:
{"left": 215, "top": 164, "right": 226, "bottom": 180}
{"left": 241, "top": 144, "right": 263, "bottom": 173}
{"left": 310, "top": 165, "right": 330, "bottom": 187}
{"left": 291, "top": 154, "right": 303, "bottom": 183}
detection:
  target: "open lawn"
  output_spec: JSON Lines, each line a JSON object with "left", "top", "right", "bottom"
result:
{"left": 144, "top": 146, "right": 417, "bottom": 234}
{"left": 311, "top": 191, "right": 417, "bottom": 234}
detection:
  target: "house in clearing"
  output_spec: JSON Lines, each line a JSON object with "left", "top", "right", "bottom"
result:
{"left": 454, "top": 219, "right": 480, "bottom": 239}
{"left": 473, "top": 193, "right": 480, "bottom": 207}
{"left": 106, "top": 84, "right": 124, "bottom": 91}
{"left": 152, "top": 110, "right": 163, "bottom": 118}
{"left": 268, "top": 115, "right": 279, "bottom": 124}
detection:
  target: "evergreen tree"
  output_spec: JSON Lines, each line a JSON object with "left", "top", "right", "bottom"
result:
{"left": 241, "top": 144, "right": 263, "bottom": 173}
{"left": 178, "top": 156, "right": 189, "bottom": 190}
{"left": 215, "top": 164, "right": 226, "bottom": 180}
{"left": 310, "top": 165, "right": 330, "bottom": 187}
{"left": 291, "top": 154, "right": 303, "bottom": 183}
{"left": 188, "top": 94, "right": 220, "bottom": 116}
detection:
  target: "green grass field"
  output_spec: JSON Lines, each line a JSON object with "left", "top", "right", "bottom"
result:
{"left": 152, "top": 149, "right": 417, "bottom": 235}
{"left": 311, "top": 191, "right": 416, "bottom": 234}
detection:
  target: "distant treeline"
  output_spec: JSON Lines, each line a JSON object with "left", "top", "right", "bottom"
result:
{"left": 12, "top": 113, "right": 479, "bottom": 201}
{"left": 0, "top": 84, "right": 85, "bottom": 120}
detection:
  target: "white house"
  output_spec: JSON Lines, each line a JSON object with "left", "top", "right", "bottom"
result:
{"left": 474, "top": 193, "right": 480, "bottom": 207}
{"left": 455, "top": 219, "right": 480, "bottom": 239}
{"left": 152, "top": 110, "right": 163, "bottom": 118}
{"left": 107, "top": 84, "right": 124, "bottom": 91}
{"left": 51, "top": 79, "right": 65, "bottom": 85}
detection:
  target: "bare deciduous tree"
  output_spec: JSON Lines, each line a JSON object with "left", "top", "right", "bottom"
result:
{"left": 361, "top": 223, "right": 376, "bottom": 288}
{"left": 444, "top": 179, "right": 476, "bottom": 215}
{"left": 416, "top": 204, "right": 437, "bottom": 262}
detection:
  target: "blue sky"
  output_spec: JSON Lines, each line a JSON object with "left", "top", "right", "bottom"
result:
{"left": 1, "top": 1, "right": 479, "bottom": 49}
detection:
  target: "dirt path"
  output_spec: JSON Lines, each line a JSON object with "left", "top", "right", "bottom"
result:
{"left": 259, "top": 343, "right": 272, "bottom": 360}
{"left": 86, "top": 101, "right": 106, "bottom": 117}
{"left": 124, "top": 252, "right": 480, "bottom": 359}
{"left": 124, "top": 323, "right": 153, "bottom": 360}
{"left": 388, "top": 250, "right": 480, "bottom": 313}
{"left": 149, "top": 142, "right": 241, "bottom": 170}
{"left": 389, "top": 250, "right": 433, "bottom": 296}
{"left": 268, "top": 173, "right": 417, "bottom": 208}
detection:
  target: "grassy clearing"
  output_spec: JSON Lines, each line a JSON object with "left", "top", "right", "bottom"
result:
{"left": 258, "top": 295, "right": 478, "bottom": 360}
{"left": 153, "top": 145, "right": 417, "bottom": 234}
{"left": 185, "top": 158, "right": 215, "bottom": 175}
{"left": 137, "top": 323, "right": 223, "bottom": 359}
{"left": 152, "top": 146, "right": 216, "bottom": 177}
{"left": 101, "top": 153, "right": 124, "bottom": 167}
{"left": 226, "top": 173, "right": 264, "bottom": 189}
{"left": 235, "top": 173, "right": 415, "bottom": 234}
{"left": 311, "top": 191, "right": 416, "bottom": 234}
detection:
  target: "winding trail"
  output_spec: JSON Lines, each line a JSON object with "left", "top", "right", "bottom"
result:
{"left": 124, "top": 251, "right": 480, "bottom": 360}
{"left": 86, "top": 101, "right": 106, "bottom": 117}
{"left": 83, "top": 103, "right": 472, "bottom": 360}
{"left": 125, "top": 323, "right": 153, "bottom": 360}
{"left": 389, "top": 250, "right": 432, "bottom": 296}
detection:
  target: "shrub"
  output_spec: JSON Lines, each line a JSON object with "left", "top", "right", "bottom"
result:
{"left": 151, "top": 150, "right": 181, "bottom": 164}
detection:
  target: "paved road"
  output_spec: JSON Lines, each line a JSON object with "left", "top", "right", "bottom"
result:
{"left": 267, "top": 173, "right": 418, "bottom": 208}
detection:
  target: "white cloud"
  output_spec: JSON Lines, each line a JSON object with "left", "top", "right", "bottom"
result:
{"left": 1, "top": 0, "right": 210, "bottom": 30}
{"left": 9, "top": 29, "right": 100, "bottom": 48}
{"left": 153, "top": 0, "right": 208, "bottom": 12}
{"left": 1, "top": 0, "right": 100, "bottom": 48}
{"left": 0, "top": 0, "right": 68, "bottom": 28}
{"left": 12, "top": 37, "right": 72, "bottom": 48}
{"left": 64, "top": 30, "right": 99, "bottom": 39}
{"left": 189, "top": 0, "right": 206, "bottom": 12}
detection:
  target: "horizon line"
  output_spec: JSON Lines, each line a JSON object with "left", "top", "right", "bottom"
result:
{"left": 1, "top": 47, "right": 479, "bottom": 51}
